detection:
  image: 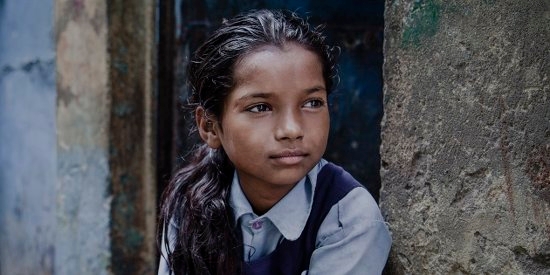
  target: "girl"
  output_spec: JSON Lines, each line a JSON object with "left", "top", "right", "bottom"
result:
{"left": 158, "top": 9, "right": 391, "bottom": 275}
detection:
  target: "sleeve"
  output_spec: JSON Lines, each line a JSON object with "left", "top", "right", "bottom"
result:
{"left": 158, "top": 221, "right": 178, "bottom": 275}
{"left": 306, "top": 187, "right": 392, "bottom": 275}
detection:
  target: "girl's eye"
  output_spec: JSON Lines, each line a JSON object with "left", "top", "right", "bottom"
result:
{"left": 303, "top": 99, "right": 325, "bottom": 108}
{"left": 247, "top": 104, "right": 272, "bottom": 113}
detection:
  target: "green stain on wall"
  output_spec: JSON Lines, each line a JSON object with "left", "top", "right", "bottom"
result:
{"left": 125, "top": 228, "right": 145, "bottom": 250}
{"left": 113, "top": 60, "right": 128, "bottom": 74}
{"left": 402, "top": 0, "right": 442, "bottom": 48}
{"left": 113, "top": 101, "right": 133, "bottom": 117}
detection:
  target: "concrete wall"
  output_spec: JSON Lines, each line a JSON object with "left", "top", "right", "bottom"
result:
{"left": 381, "top": 0, "right": 550, "bottom": 274}
{"left": 56, "top": 0, "right": 157, "bottom": 273}
{"left": 0, "top": 1, "right": 57, "bottom": 274}
{"left": 1, "top": 0, "right": 156, "bottom": 274}
{"left": 104, "top": 1, "right": 157, "bottom": 273}
{"left": 55, "top": 0, "right": 112, "bottom": 273}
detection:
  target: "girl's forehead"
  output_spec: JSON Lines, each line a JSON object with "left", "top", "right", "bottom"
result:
{"left": 233, "top": 43, "right": 322, "bottom": 83}
{"left": 224, "top": 44, "right": 326, "bottom": 108}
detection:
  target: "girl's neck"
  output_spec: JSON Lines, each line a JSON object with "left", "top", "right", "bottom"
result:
{"left": 239, "top": 182, "right": 297, "bottom": 215}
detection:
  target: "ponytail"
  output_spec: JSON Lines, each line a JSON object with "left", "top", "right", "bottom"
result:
{"left": 159, "top": 9, "right": 338, "bottom": 275}
{"left": 160, "top": 144, "right": 240, "bottom": 275}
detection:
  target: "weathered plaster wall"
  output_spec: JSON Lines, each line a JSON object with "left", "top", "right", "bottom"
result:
{"left": 2, "top": 0, "right": 155, "bottom": 273}
{"left": 56, "top": 0, "right": 157, "bottom": 274}
{"left": 0, "top": 1, "right": 57, "bottom": 274}
{"left": 55, "top": 0, "right": 112, "bottom": 273}
{"left": 381, "top": 0, "right": 550, "bottom": 274}
{"left": 107, "top": 1, "right": 157, "bottom": 273}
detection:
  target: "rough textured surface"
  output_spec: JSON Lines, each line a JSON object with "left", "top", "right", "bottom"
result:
{"left": 0, "top": 1, "right": 57, "bottom": 274}
{"left": 56, "top": 0, "right": 112, "bottom": 274}
{"left": 56, "top": 0, "right": 157, "bottom": 274}
{"left": 107, "top": 0, "right": 157, "bottom": 274}
{"left": 1, "top": 0, "right": 156, "bottom": 273}
{"left": 381, "top": 0, "right": 550, "bottom": 274}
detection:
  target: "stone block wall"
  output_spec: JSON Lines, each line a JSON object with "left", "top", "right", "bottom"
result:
{"left": 381, "top": 0, "right": 550, "bottom": 274}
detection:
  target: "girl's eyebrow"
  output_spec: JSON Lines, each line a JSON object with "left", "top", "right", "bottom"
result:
{"left": 236, "top": 86, "right": 327, "bottom": 102}
{"left": 306, "top": 86, "right": 326, "bottom": 93}
{"left": 236, "top": 92, "right": 272, "bottom": 101}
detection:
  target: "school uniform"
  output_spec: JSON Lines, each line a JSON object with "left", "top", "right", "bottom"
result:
{"left": 158, "top": 159, "right": 392, "bottom": 275}
{"left": 233, "top": 160, "right": 391, "bottom": 275}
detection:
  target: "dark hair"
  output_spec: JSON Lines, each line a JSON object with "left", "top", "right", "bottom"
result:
{"left": 159, "top": 9, "right": 338, "bottom": 275}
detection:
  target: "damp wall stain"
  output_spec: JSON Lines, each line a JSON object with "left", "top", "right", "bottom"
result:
{"left": 401, "top": 0, "right": 441, "bottom": 48}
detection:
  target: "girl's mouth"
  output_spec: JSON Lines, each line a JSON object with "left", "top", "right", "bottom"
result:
{"left": 269, "top": 150, "right": 308, "bottom": 165}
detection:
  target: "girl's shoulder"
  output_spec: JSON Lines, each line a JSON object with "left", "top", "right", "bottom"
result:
{"left": 315, "top": 163, "right": 388, "bottom": 245}
{"left": 317, "top": 161, "right": 383, "bottom": 221}
{"left": 317, "top": 162, "right": 365, "bottom": 194}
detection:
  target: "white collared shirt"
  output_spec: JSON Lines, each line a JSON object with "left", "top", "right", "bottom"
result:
{"left": 229, "top": 159, "right": 392, "bottom": 274}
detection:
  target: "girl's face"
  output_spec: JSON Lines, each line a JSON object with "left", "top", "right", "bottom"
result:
{"left": 216, "top": 43, "right": 329, "bottom": 200}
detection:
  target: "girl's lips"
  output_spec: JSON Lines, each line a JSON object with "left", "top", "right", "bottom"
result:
{"left": 269, "top": 150, "right": 308, "bottom": 165}
{"left": 270, "top": 149, "right": 307, "bottom": 158}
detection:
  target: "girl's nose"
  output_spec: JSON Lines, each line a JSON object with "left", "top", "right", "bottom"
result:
{"left": 275, "top": 110, "right": 304, "bottom": 141}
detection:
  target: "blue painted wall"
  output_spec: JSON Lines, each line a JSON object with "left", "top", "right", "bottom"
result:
{"left": 0, "top": 0, "right": 56, "bottom": 273}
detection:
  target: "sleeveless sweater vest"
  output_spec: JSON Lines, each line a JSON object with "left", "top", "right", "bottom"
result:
{"left": 241, "top": 162, "right": 363, "bottom": 275}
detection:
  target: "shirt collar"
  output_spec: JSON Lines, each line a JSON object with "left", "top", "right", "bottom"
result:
{"left": 229, "top": 159, "right": 327, "bottom": 241}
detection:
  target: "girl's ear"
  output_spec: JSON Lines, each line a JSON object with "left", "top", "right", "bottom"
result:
{"left": 196, "top": 107, "right": 222, "bottom": 149}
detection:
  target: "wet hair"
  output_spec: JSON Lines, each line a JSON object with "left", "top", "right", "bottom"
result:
{"left": 159, "top": 9, "right": 338, "bottom": 275}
